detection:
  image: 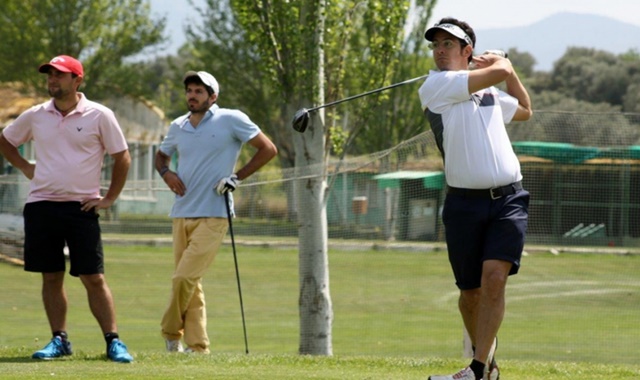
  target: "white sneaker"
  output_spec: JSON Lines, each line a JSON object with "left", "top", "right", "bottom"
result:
{"left": 184, "top": 347, "right": 210, "bottom": 354}
{"left": 483, "top": 338, "right": 499, "bottom": 380}
{"left": 429, "top": 367, "right": 477, "bottom": 380}
{"left": 165, "top": 339, "right": 184, "bottom": 352}
{"left": 486, "top": 337, "right": 497, "bottom": 364}
{"left": 485, "top": 366, "right": 499, "bottom": 380}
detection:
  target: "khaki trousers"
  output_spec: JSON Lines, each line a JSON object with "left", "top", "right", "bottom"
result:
{"left": 161, "top": 217, "right": 228, "bottom": 352}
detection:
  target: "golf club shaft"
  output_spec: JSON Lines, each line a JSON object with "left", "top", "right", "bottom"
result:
{"left": 224, "top": 192, "right": 249, "bottom": 354}
{"left": 306, "top": 74, "right": 429, "bottom": 113}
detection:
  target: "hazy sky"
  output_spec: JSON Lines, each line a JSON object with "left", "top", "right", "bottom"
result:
{"left": 150, "top": 0, "right": 640, "bottom": 54}
{"left": 430, "top": 0, "right": 640, "bottom": 29}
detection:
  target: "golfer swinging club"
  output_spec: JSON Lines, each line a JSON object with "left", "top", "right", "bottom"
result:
{"left": 418, "top": 18, "right": 532, "bottom": 380}
{"left": 155, "top": 70, "right": 277, "bottom": 353}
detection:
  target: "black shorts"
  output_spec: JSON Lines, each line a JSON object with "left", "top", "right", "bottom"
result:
{"left": 442, "top": 189, "right": 529, "bottom": 290}
{"left": 23, "top": 201, "right": 104, "bottom": 277}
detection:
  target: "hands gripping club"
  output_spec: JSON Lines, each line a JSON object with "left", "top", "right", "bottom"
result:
{"left": 216, "top": 174, "right": 241, "bottom": 195}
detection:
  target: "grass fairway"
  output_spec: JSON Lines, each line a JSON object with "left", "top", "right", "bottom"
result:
{"left": 0, "top": 352, "right": 639, "bottom": 379}
{"left": 1, "top": 244, "right": 639, "bottom": 379}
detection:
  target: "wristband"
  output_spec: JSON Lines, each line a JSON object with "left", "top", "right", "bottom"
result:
{"left": 159, "top": 167, "right": 170, "bottom": 177}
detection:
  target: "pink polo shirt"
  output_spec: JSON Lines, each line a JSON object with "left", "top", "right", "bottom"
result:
{"left": 3, "top": 93, "right": 128, "bottom": 203}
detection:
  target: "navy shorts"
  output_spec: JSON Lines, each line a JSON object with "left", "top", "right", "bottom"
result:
{"left": 442, "top": 189, "right": 529, "bottom": 290}
{"left": 23, "top": 201, "right": 104, "bottom": 277}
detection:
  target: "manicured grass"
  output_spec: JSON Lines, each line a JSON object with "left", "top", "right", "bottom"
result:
{"left": 0, "top": 245, "right": 639, "bottom": 379}
{"left": 0, "top": 352, "right": 639, "bottom": 379}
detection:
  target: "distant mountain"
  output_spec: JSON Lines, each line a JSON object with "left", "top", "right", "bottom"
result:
{"left": 475, "top": 12, "right": 640, "bottom": 72}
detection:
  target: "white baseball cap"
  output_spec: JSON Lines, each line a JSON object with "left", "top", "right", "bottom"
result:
{"left": 424, "top": 23, "right": 474, "bottom": 47}
{"left": 183, "top": 70, "right": 219, "bottom": 94}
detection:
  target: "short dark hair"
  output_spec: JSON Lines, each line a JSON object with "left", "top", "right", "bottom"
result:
{"left": 184, "top": 77, "right": 214, "bottom": 96}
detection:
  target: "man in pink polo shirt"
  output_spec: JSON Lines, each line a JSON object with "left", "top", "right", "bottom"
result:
{"left": 0, "top": 55, "right": 134, "bottom": 363}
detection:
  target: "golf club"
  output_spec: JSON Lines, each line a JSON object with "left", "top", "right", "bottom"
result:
{"left": 224, "top": 191, "right": 249, "bottom": 354}
{"left": 292, "top": 74, "right": 429, "bottom": 133}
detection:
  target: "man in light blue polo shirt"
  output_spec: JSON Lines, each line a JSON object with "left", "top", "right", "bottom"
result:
{"left": 154, "top": 70, "right": 277, "bottom": 353}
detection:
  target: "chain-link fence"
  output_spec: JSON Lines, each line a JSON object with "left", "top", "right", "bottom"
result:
{"left": 1, "top": 111, "right": 639, "bottom": 364}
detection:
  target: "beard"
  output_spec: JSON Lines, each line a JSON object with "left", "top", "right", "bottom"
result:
{"left": 48, "top": 86, "right": 70, "bottom": 99}
{"left": 187, "top": 100, "right": 211, "bottom": 113}
{"left": 48, "top": 87, "right": 65, "bottom": 99}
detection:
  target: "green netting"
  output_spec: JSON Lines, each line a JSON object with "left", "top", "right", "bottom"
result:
{"left": 512, "top": 141, "right": 601, "bottom": 163}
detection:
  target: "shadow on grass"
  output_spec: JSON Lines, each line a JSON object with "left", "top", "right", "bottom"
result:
{"left": 0, "top": 353, "right": 112, "bottom": 363}
{"left": 0, "top": 356, "right": 34, "bottom": 363}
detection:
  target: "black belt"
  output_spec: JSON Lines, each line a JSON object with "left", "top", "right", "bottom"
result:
{"left": 447, "top": 181, "right": 522, "bottom": 200}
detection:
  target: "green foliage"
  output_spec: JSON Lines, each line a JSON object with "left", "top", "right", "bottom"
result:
{"left": 532, "top": 90, "right": 622, "bottom": 113}
{"left": 0, "top": 2, "right": 48, "bottom": 86}
{"left": 324, "top": 0, "right": 437, "bottom": 155}
{"left": 550, "top": 47, "right": 633, "bottom": 107}
{"left": 229, "top": 0, "right": 438, "bottom": 159}
{"left": 329, "top": 125, "right": 349, "bottom": 155}
{"left": 509, "top": 91, "right": 640, "bottom": 145}
{"left": 507, "top": 48, "right": 537, "bottom": 77}
{"left": 0, "top": 0, "right": 166, "bottom": 99}
{"left": 324, "top": 0, "right": 407, "bottom": 102}
{"left": 515, "top": 46, "right": 640, "bottom": 127}
{"left": 5, "top": 0, "right": 639, "bottom": 159}
{"left": 128, "top": 57, "right": 185, "bottom": 118}
{"left": 231, "top": 0, "right": 319, "bottom": 99}
{"left": 177, "top": 0, "right": 290, "bottom": 165}
{"left": 623, "top": 82, "right": 640, "bottom": 113}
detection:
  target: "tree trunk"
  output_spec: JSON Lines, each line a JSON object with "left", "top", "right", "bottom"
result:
{"left": 295, "top": 144, "right": 333, "bottom": 354}
{"left": 296, "top": 0, "right": 332, "bottom": 355}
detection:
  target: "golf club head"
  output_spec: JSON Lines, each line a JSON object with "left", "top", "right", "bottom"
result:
{"left": 292, "top": 108, "right": 310, "bottom": 133}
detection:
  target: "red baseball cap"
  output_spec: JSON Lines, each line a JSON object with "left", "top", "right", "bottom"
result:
{"left": 38, "top": 55, "right": 84, "bottom": 77}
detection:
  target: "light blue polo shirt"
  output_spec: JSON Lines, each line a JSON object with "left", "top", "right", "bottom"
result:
{"left": 159, "top": 104, "right": 260, "bottom": 218}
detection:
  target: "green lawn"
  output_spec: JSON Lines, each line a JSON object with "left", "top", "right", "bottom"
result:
{"left": 0, "top": 244, "right": 639, "bottom": 379}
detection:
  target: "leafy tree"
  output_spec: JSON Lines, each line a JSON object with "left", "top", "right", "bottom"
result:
{"left": 616, "top": 48, "right": 640, "bottom": 62}
{"left": 550, "top": 48, "right": 630, "bottom": 106}
{"left": 230, "top": 0, "right": 332, "bottom": 356}
{"left": 127, "top": 56, "right": 185, "bottom": 118}
{"left": 181, "top": 0, "right": 289, "bottom": 164}
{"left": 0, "top": 0, "right": 166, "bottom": 99}
{"left": 527, "top": 70, "right": 553, "bottom": 95}
{"left": 507, "top": 48, "right": 536, "bottom": 77}
{"left": 337, "top": 2, "right": 436, "bottom": 156}
{"left": 510, "top": 90, "right": 637, "bottom": 146}
{"left": 182, "top": 0, "right": 437, "bottom": 165}
{"left": 620, "top": 49, "right": 640, "bottom": 113}
{"left": 228, "top": 0, "right": 437, "bottom": 355}
{"left": 0, "top": 1, "right": 45, "bottom": 86}
{"left": 623, "top": 82, "right": 640, "bottom": 113}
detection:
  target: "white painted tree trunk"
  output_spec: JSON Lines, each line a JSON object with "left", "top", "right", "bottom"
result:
{"left": 296, "top": 0, "right": 332, "bottom": 355}
{"left": 295, "top": 158, "right": 333, "bottom": 355}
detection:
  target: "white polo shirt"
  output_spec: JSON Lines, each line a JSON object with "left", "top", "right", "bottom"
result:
{"left": 3, "top": 93, "right": 128, "bottom": 203}
{"left": 418, "top": 70, "right": 521, "bottom": 189}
